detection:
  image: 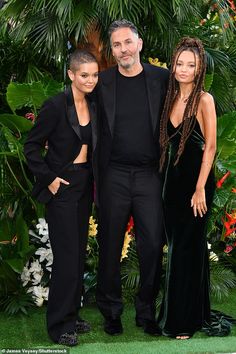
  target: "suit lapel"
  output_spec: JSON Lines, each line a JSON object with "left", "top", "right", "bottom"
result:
{"left": 143, "top": 63, "right": 161, "bottom": 133}
{"left": 65, "top": 86, "right": 97, "bottom": 151}
{"left": 87, "top": 98, "right": 97, "bottom": 151}
{"left": 65, "top": 86, "right": 82, "bottom": 140}
{"left": 100, "top": 67, "right": 117, "bottom": 137}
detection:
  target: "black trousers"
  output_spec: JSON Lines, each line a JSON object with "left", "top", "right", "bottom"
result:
{"left": 96, "top": 164, "right": 164, "bottom": 322}
{"left": 45, "top": 163, "right": 92, "bottom": 342}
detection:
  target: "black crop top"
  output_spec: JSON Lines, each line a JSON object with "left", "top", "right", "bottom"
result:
{"left": 80, "top": 121, "right": 92, "bottom": 145}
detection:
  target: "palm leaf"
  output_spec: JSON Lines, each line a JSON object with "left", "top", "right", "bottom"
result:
{"left": 204, "top": 73, "right": 214, "bottom": 91}
{"left": 69, "top": 1, "right": 98, "bottom": 43}
{"left": 29, "top": 11, "right": 66, "bottom": 59}
{"left": 0, "top": 288, "right": 34, "bottom": 315}
{"left": 211, "top": 73, "right": 235, "bottom": 114}
{"left": 121, "top": 245, "right": 140, "bottom": 290}
{"left": 210, "top": 262, "right": 236, "bottom": 302}
{"left": 206, "top": 48, "right": 231, "bottom": 74}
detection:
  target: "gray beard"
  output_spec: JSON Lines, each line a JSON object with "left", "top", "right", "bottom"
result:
{"left": 119, "top": 61, "right": 133, "bottom": 69}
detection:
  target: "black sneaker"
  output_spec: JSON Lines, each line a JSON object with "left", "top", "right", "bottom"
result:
{"left": 58, "top": 331, "right": 78, "bottom": 346}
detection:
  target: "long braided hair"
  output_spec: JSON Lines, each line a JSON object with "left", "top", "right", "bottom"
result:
{"left": 159, "top": 37, "right": 206, "bottom": 171}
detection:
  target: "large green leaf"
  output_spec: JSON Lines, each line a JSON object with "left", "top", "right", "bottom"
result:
{"left": 18, "top": 244, "right": 35, "bottom": 260}
{"left": 0, "top": 262, "right": 19, "bottom": 293}
{"left": 0, "top": 113, "right": 33, "bottom": 133}
{"left": 0, "top": 126, "right": 19, "bottom": 154}
{"left": 217, "top": 138, "right": 236, "bottom": 160}
{"left": 6, "top": 81, "right": 47, "bottom": 113}
{"left": 6, "top": 258, "right": 24, "bottom": 274}
{"left": 43, "top": 79, "right": 64, "bottom": 98}
{"left": 0, "top": 219, "right": 12, "bottom": 242}
{"left": 216, "top": 158, "right": 236, "bottom": 175}
{"left": 15, "top": 213, "right": 29, "bottom": 250}
{"left": 217, "top": 111, "right": 236, "bottom": 139}
{"left": 216, "top": 112, "right": 236, "bottom": 168}
{"left": 213, "top": 188, "right": 230, "bottom": 208}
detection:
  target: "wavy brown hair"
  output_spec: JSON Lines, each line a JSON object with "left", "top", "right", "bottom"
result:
{"left": 159, "top": 37, "right": 206, "bottom": 171}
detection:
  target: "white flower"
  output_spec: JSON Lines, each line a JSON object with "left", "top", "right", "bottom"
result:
{"left": 209, "top": 251, "right": 219, "bottom": 262}
{"left": 207, "top": 242, "right": 212, "bottom": 250}
{"left": 35, "top": 247, "right": 53, "bottom": 265}
{"left": 29, "top": 259, "right": 42, "bottom": 274}
{"left": 29, "top": 229, "right": 40, "bottom": 239}
{"left": 41, "top": 234, "right": 49, "bottom": 243}
{"left": 32, "top": 271, "right": 43, "bottom": 285}
{"left": 36, "top": 218, "right": 49, "bottom": 238}
{"left": 46, "top": 254, "right": 53, "bottom": 267}
{"left": 29, "top": 285, "right": 49, "bottom": 306}
{"left": 35, "top": 297, "right": 44, "bottom": 307}
{"left": 21, "top": 265, "right": 31, "bottom": 286}
{"left": 21, "top": 219, "right": 52, "bottom": 305}
{"left": 27, "top": 286, "right": 34, "bottom": 294}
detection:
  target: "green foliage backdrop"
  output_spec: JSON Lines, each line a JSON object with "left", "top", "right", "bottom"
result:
{"left": 0, "top": 0, "right": 235, "bottom": 314}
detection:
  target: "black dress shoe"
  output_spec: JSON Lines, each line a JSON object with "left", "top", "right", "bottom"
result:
{"left": 104, "top": 317, "right": 123, "bottom": 335}
{"left": 76, "top": 318, "right": 91, "bottom": 334}
{"left": 58, "top": 331, "right": 78, "bottom": 346}
{"left": 135, "top": 317, "right": 146, "bottom": 327}
{"left": 144, "top": 320, "right": 161, "bottom": 336}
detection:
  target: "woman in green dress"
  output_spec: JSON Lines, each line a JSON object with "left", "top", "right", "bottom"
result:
{"left": 158, "top": 37, "right": 217, "bottom": 339}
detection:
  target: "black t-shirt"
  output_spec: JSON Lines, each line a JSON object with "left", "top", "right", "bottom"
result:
{"left": 111, "top": 69, "right": 157, "bottom": 166}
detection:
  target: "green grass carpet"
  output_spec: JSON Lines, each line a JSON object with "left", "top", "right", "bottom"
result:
{"left": 0, "top": 289, "right": 236, "bottom": 354}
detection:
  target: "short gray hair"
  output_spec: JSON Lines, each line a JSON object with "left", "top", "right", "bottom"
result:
{"left": 108, "top": 19, "right": 139, "bottom": 41}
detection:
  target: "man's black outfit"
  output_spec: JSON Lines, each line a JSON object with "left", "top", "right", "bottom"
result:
{"left": 96, "top": 64, "right": 169, "bottom": 330}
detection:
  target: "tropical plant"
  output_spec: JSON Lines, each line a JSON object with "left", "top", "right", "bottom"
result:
{"left": 0, "top": 0, "right": 206, "bottom": 60}
{"left": 121, "top": 238, "right": 236, "bottom": 306}
{"left": 84, "top": 214, "right": 99, "bottom": 302}
{"left": 0, "top": 212, "right": 35, "bottom": 314}
{"left": 1, "top": 0, "right": 235, "bottom": 116}
{"left": 0, "top": 79, "right": 63, "bottom": 314}
{"left": 0, "top": 0, "right": 236, "bottom": 314}
{"left": 0, "top": 79, "right": 64, "bottom": 220}
{"left": 207, "top": 111, "right": 236, "bottom": 271}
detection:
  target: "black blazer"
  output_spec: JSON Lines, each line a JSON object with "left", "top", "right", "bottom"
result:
{"left": 96, "top": 63, "right": 169, "bottom": 183}
{"left": 24, "top": 86, "right": 97, "bottom": 204}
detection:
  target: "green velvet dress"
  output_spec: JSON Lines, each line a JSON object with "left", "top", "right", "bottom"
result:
{"left": 158, "top": 118, "right": 215, "bottom": 337}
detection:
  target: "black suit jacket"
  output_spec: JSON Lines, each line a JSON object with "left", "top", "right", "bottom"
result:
{"left": 96, "top": 63, "right": 169, "bottom": 184}
{"left": 24, "top": 86, "right": 97, "bottom": 204}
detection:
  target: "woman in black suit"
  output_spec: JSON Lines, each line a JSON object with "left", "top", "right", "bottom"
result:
{"left": 24, "top": 50, "right": 98, "bottom": 346}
